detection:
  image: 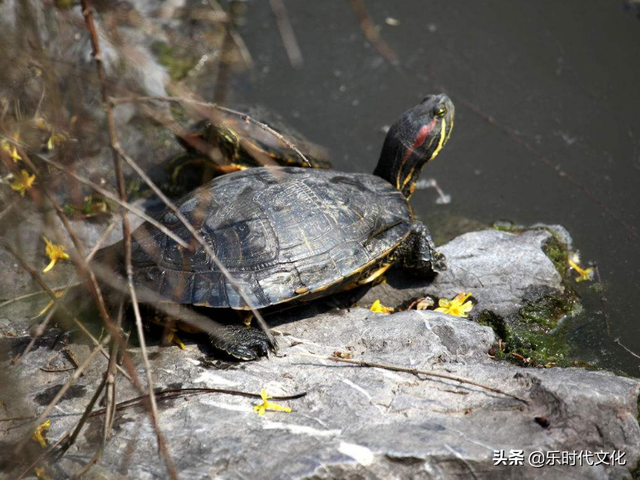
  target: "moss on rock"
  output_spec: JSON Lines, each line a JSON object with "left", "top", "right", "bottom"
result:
{"left": 479, "top": 225, "right": 582, "bottom": 367}
{"left": 152, "top": 42, "right": 197, "bottom": 82}
{"left": 541, "top": 234, "right": 570, "bottom": 278}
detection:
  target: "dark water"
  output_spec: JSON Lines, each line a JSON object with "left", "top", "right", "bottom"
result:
{"left": 234, "top": 0, "right": 640, "bottom": 375}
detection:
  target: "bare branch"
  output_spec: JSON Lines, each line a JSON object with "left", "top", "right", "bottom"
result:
{"left": 269, "top": 0, "right": 304, "bottom": 69}
{"left": 13, "top": 334, "right": 110, "bottom": 453}
{"left": 348, "top": 0, "right": 400, "bottom": 66}
{"left": 79, "top": 2, "right": 177, "bottom": 477}
{"left": 36, "top": 154, "right": 191, "bottom": 250}
{"left": 105, "top": 132, "right": 277, "bottom": 350}
{"left": 11, "top": 216, "right": 119, "bottom": 363}
{"left": 323, "top": 355, "right": 529, "bottom": 404}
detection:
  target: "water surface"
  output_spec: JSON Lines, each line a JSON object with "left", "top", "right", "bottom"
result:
{"left": 236, "top": 0, "right": 640, "bottom": 375}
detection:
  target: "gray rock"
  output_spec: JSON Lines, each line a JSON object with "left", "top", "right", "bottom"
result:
{"left": 358, "top": 228, "right": 564, "bottom": 319}
{"left": 0, "top": 208, "right": 145, "bottom": 303}
{"left": 1, "top": 227, "right": 638, "bottom": 479}
{"left": 1, "top": 309, "right": 638, "bottom": 480}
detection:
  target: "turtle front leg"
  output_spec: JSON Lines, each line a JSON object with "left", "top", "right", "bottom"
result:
{"left": 207, "top": 324, "right": 272, "bottom": 361}
{"left": 399, "top": 221, "right": 446, "bottom": 275}
{"left": 169, "top": 305, "right": 273, "bottom": 361}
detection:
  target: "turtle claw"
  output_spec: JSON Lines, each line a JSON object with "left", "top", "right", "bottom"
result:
{"left": 432, "top": 252, "right": 447, "bottom": 273}
{"left": 208, "top": 325, "right": 272, "bottom": 361}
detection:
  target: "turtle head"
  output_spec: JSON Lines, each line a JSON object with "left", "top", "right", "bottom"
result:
{"left": 373, "top": 94, "right": 454, "bottom": 198}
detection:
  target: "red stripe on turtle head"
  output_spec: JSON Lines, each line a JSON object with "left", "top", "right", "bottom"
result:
{"left": 402, "top": 117, "right": 437, "bottom": 165}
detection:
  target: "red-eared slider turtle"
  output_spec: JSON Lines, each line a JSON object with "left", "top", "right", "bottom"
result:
{"left": 169, "top": 108, "right": 332, "bottom": 195}
{"left": 97, "top": 94, "right": 454, "bottom": 360}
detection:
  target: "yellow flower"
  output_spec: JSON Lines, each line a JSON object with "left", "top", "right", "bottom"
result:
{"left": 253, "top": 389, "right": 292, "bottom": 416}
{"left": 435, "top": 292, "right": 474, "bottom": 318}
{"left": 46, "top": 133, "right": 66, "bottom": 151}
{"left": 9, "top": 169, "right": 35, "bottom": 196}
{"left": 1, "top": 138, "right": 22, "bottom": 162}
{"left": 32, "top": 419, "right": 51, "bottom": 448}
{"left": 34, "top": 467, "right": 53, "bottom": 480}
{"left": 568, "top": 258, "right": 593, "bottom": 283}
{"left": 42, "top": 236, "right": 70, "bottom": 273}
{"left": 370, "top": 299, "right": 393, "bottom": 314}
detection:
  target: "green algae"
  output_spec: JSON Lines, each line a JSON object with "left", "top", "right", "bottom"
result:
{"left": 541, "top": 234, "right": 570, "bottom": 279}
{"left": 477, "top": 293, "right": 575, "bottom": 367}
{"left": 479, "top": 224, "right": 582, "bottom": 367}
{"left": 152, "top": 42, "right": 197, "bottom": 82}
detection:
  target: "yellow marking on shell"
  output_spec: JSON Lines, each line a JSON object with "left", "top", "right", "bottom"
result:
{"left": 358, "top": 262, "right": 393, "bottom": 285}
{"left": 430, "top": 119, "right": 447, "bottom": 161}
{"left": 295, "top": 286, "right": 309, "bottom": 295}
{"left": 193, "top": 302, "right": 212, "bottom": 307}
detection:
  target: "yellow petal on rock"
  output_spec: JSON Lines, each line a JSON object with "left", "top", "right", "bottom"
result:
{"left": 42, "top": 236, "right": 70, "bottom": 273}
{"left": 32, "top": 419, "right": 51, "bottom": 448}
{"left": 568, "top": 258, "right": 593, "bottom": 283}
{"left": 370, "top": 299, "right": 392, "bottom": 314}
{"left": 434, "top": 293, "right": 474, "bottom": 318}
{"left": 253, "top": 389, "right": 292, "bottom": 416}
{"left": 34, "top": 467, "right": 53, "bottom": 480}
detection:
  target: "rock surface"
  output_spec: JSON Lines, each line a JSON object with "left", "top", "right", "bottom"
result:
{"left": 358, "top": 228, "right": 564, "bottom": 318}
{"left": 1, "top": 229, "right": 639, "bottom": 479}
{"left": 0, "top": 207, "right": 146, "bottom": 304}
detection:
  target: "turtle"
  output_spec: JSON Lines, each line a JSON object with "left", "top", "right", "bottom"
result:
{"left": 95, "top": 94, "right": 454, "bottom": 360}
{"left": 169, "top": 107, "right": 332, "bottom": 195}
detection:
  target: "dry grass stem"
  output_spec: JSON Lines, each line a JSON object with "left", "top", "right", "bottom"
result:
{"left": 105, "top": 130, "right": 277, "bottom": 350}
{"left": 79, "top": 1, "right": 178, "bottom": 477}
{"left": 324, "top": 355, "right": 529, "bottom": 404}
{"left": 36, "top": 154, "right": 190, "bottom": 249}
{"left": 269, "top": 0, "right": 304, "bottom": 69}
{"left": 11, "top": 217, "right": 119, "bottom": 363}
{"left": 348, "top": 0, "right": 400, "bottom": 66}
{"left": 13, "top": 334, "right": 110, "bottom": 453}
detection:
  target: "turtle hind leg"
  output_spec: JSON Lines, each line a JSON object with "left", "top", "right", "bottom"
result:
{"left": 399, "top": 221, "right": 447, "bottom": 275}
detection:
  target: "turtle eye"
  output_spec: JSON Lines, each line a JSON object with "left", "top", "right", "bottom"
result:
{"left": 434, "top": 105, "right": 447, "bottom": 118}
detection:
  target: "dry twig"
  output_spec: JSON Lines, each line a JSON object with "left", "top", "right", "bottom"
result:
{"left": 269, "top": 0, "right": 304, "bottom": 69}
{"left": 324, "top": 356, "right": 529, "bottom": 404}
{"left": 90, "top": 387, "right": 307, "bottom": 417}
{"left": 36, "top": 154, "right": 190, "bottom": 249}
{"left": 79, "top": 1, "right": 176, "bottom": 477}
{"left": 11, "top": 216, "right": 119, "bottom": 363}
{"left": 13, "top": 334, "right": 110, "bottom": 453}
{"left": 348, "top": 0, "right": 400, "bottom": 66}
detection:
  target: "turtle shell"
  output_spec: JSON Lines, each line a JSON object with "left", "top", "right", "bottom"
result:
{"left": 177, "top": 113, "right": 332, "bottom": 170}
{"left": 117, "top": 166, "right": 412, "bottom": 309}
